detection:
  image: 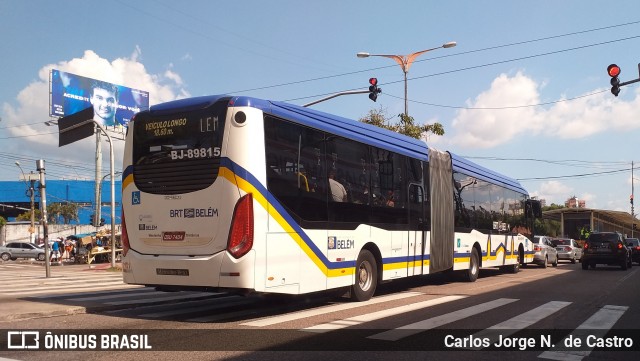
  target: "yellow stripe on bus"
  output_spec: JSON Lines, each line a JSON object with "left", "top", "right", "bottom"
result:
{"left": 220, "top": 167, "right": 354, "bottom": 278}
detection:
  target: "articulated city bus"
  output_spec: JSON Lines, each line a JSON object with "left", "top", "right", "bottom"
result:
{"left": 120, "top": 95, "right": 538, "bottom": 301}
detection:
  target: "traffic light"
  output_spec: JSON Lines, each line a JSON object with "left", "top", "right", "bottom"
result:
{"left": 99, "top": 218, "right": 105, "bottom": 226}
{"left": 607, "top": 64, "right": 621, "bottom": 96}
{"left": 368, "top": 78, "right": 381, "bottom": 102}
{"left": 89, "top": 214, "right": 95, "bottom": 225}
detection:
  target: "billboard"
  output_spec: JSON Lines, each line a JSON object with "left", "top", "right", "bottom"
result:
{"left": 49, "top": 69, "right": 149, "bottom": 127}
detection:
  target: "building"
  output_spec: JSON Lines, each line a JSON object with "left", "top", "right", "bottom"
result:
{"left": 0, "top": 180, "right": 121, "bottom": 225}
{"left": 565, "top": 196, "right": 585, "bottom": 209}
{"left": 543, "top": 208, "right": 638, "bottom": 240}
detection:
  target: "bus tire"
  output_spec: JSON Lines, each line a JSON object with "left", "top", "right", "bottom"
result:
{"left": 351, "top": 249, "right": 377, "bottom": 302}
{"left": 464, "top": 248, "right": 479, "bottom": 282}
{"left": 505, "top": 259, "right": 520, "bottom": 274}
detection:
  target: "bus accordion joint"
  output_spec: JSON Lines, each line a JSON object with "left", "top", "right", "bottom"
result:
{"left": 227, "top": 193, "right": 254, "bottom": 259}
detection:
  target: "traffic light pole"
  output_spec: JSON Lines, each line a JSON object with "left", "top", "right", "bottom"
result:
{"left": 607, "top": 63, "right": 640, "bottom": 96}
{"left": 302, "top": 89, "right": 371, "bottom": 107}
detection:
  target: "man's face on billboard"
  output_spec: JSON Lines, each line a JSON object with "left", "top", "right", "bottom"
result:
{"left": 91, "top": 87, "right": 118, "bottom": 125}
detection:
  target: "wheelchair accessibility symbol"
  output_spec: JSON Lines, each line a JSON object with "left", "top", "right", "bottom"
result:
{"left": 132, "top": 191, "right": 141, "bottom": 205}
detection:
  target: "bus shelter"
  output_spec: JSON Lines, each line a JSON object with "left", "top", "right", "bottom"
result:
{"left": 543, "top": 208, "right": 638, "bottom": 240}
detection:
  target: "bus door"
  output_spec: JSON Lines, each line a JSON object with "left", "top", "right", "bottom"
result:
{"left": 408, "top": 183, "right": 426, "bottom": 276}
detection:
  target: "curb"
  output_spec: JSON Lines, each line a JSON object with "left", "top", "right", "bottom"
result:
{"left": 0, "top": 305, "right": 89, "bottom": 322}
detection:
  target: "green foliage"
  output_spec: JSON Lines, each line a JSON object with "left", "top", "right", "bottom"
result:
{"left": 533, "top": 203, "right": 564, "bottom": 236}
{"left": 359, "top": 106, "right": 445, "bottom": 140}
{"left": 16, "top": 203, "right": 79, "bottom": 225}
{"left": 0, "top": 216, "right": 6, "bottom": 229}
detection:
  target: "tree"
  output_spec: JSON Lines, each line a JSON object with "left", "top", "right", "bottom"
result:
{"left": 16, "top": 210, "right": 40, "bottom": 222}
{"left": 16, "top": 203, "right": 79, "bottom": 225}
{"left": 0, "top": 216, "right": 6, "bottom": 230}
{"left": 359, "top": 106, "right": 445, "bottom": 140}
{"left": 46, "top": 203, "right": 80, "bottom": 224}
{"left": 533, "top": 203, "right": 563, "bottom": 236}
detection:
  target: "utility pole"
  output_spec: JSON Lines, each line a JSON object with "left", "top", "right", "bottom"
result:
{"left": 37, "top": 159, "right": 51, "bottom": 278}
{"left": 28, "top": 177, "right": 36, "bottom": 242}
{"left": 632, "top": 161, "right": 635, "bottom": 237}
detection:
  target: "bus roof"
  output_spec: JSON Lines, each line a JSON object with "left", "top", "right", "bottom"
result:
{"left": 450, "top": 152, "right": 527, "bottom": 195}
{"left": 148, "top": 95, "right": 528, "bottom": 195}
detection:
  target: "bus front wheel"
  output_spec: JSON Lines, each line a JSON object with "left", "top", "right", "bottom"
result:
{"left": 351, "top": 249, "right": 377, "bottom": 302}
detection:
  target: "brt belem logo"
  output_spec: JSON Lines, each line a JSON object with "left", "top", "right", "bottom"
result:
{"left": 328, "top": 236, "right": 336, "bottom": 249}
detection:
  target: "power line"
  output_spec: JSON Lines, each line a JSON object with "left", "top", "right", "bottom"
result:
{"left": 516, "top": 168, "right": 629, "bottom": 181}
{"left": 282, "top": 34, "right": 640, "bottom": 107}
{"left": 463, "top": 156, "right": 634, "bottom": 181}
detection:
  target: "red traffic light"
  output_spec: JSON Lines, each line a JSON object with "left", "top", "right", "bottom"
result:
{"left": 607, "top": 64, "right": 621, "bottom": 77}
{"left": 369, "top": 77, "right": 378, "bottom": 86}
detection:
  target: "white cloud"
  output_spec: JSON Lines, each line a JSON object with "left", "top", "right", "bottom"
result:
{"left": 436, "top": 71, "right": 640, "bottom": 149}
{"left": 530, "top": 180, "right": 573, "bottom": 205}
{"left": 1, "top": 49, "right": 189, "bottom": 180}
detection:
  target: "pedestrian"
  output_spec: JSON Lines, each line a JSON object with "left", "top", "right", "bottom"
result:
{"left": 64, "top": 238, "right": 73, "bottom": 260}
{"left": 50, "top": 239, "right": 60, "bottom": 263}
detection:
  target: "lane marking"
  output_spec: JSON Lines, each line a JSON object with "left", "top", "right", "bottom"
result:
{"left": 367, "top": 298, "right": 518, "bottom": 341}
{"left": 302, "top": 295, "right": 467, "bottom": 333}
{"left": 467, "top": 301, "right": 572, "bottom": 350}
{"left": 241, "top": 292, "right": 423, "bottom": 327}
{"left": 538, "top": 305, "right": 628, "bottom": 361}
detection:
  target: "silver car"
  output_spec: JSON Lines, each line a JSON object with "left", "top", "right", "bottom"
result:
{"left": 553, "top": 238, "right": 582, "bottom": 264}
{"left": 0, "top": 242, "right": 46, "bottom": 262}
{"left": 531, "top": 235, "right": 558, "bottom": 268}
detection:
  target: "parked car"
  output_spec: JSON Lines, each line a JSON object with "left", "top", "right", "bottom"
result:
{"left": 582, "top": 232, "right": 632, "bottom": 270}
{"left": 625, "top": 238, "right": 640, "bottom": 265}
{"left": 553, "top": 237, "right": 582, "bottom": 263}
{"left": 0, "top": 242, "right": 46, "bottom": 261}
{"left": 531, "top": 235, "right": 558, "bottom": 268}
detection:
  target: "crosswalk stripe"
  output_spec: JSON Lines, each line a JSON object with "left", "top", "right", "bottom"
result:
{"left": 241, "top": 292, "right": 424, "bottom": 327}
{"left": 105, "top": 292, "right": 218, "bottom": 305}
{"left": 3, "top": 276, "right": 123, "bottom": 288}
{"left": 367, "top": 298, "right": 519, "bottom": 341}
{"left": 4, "top": 284, "right": 141, "bottom": 296}
{"left": 68, "top": 289, "right": 167, "bottom": 302}
{"left": 466, "top": 301, "right": 572, "bottom": 350}
{"left": 302, "top": 295, "right": 467, "bottom": 333}
{"left": 188, "top": 309, "right": 259, "bottom": 323}
{"left": 142, "top": 296, "right": 251, "bottom": 318}
{"left": 29, "top": 286, "right": 151, "bottom": 299}
{"left": 538, "top": 305, "right": 629, "bottom": 361}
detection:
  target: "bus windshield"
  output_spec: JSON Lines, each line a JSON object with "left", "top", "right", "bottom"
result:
{"left": 131, "top": 99, "right": 228, "bottom": 194}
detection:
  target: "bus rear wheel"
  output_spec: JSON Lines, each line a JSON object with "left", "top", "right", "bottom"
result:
{"left": 351, "top": 249, "right": 377, "bottom": 302}
{"left": 464, "top": 248, "right": 480, "bottom": 282}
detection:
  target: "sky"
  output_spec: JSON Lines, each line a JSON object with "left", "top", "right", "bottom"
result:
{"left": 2, "top": 0, "right": 640, "bottom": 214}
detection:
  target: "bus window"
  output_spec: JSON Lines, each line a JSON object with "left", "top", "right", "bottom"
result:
{"left": 371, "top": 148, "right": 408, "bottom": 225}
{"left": 265, "top": 116, "right": 327, "bottom": 222}
{"left": 325, "top": 135, "right": 371, "bottom": 224}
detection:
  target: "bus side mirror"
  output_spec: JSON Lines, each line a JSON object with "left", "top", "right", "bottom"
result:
{"left": 526, "top": 199, "right": 542, "bottom": 218}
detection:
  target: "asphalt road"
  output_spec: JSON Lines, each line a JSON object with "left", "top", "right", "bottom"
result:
{"left": 1, "top": 260, "right": 639, "bottom": 361}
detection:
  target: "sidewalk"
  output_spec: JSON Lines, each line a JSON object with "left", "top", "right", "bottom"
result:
{"left": 0, "top": 260, "right": 125, "bottom": 322}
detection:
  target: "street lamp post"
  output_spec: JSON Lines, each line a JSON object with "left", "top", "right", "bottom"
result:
{"left": 357, "top": 41, "right": 456, "bottom": 117}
